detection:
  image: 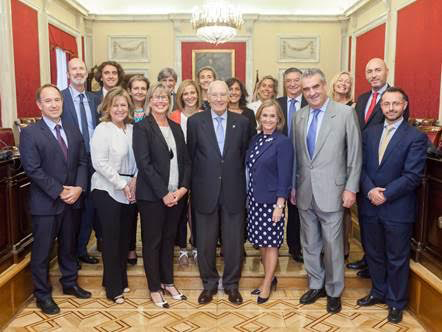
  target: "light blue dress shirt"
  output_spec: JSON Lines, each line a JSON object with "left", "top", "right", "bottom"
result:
{"left": 380, "top": 117, "right": 404, "bottom": 143}
{"left": 306, "top": 97, "right": 330, "bottom": 145}
{"left": 69, "top": 85, "right": 94, "bottom": 139}
{"left": 42, "top": 116, "right": 68, "bottom": 147}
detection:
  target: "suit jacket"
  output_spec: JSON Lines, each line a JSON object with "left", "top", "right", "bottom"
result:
{"left": 358, "top": 121, "right": 428, "bottom": 223}
{"left": 355, "top": 86, "right": 409, "bottom": 131}
{"left": 292, "top": 99, "right": 362, "bottom": 212}
{"left": 246, "top": 132, "right": 294, "bottom": 203}
{"left": 277, "top": 95, "right": 308, "bottom": 136}
{"left": 19, "top": 119, "right": 88, "bottom": 215}
{"left": 61, "top": 88, "right": 98, "bottom": 129}
{"left": 187, "top": 109, "right": 250, "bottom": 214}
{"left": 133, "top": 115, "right": 191, "bottom": 202}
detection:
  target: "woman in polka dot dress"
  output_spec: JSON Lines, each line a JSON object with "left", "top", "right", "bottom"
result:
{"left": 246, "top": 100, "right": 294, "bottom": 304}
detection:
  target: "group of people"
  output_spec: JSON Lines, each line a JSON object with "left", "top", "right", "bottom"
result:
{"left": 19, "top": 55, "right": 428, "bottom": 324}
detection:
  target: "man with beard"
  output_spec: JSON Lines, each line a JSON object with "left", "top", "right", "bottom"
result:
{"left": 61, "top": 58, "right": 100, "bottom": 268}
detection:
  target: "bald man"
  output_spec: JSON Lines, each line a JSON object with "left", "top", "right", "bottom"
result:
{"left": 187, "top": 80, "right": 250, "bottom": 305}
{"left": 61, "top": 58, "right": 100, "bottom": 268}
{"left": 347, "top": 58, "right": 409, "bottom": 277}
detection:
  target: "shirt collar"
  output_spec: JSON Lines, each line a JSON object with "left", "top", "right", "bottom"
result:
{"left": 69, "top": 85, "right": 85, "bottom": 99}
{"left": 103, "top": 87, "right": 109, "bottom": 97}
{"left": 384, "top": 117, "right": 404, "bottom": 130}
{"left": 211, "top": 109, "right": 227, "bottom": 120}
{"left": 372, "top": 84, "right": 388, "bottom": 96}
{"left": 288, "top": 94, "right": 302, "bottom": 103}
{"left": 310, "top": 97, "right": 329, "bottom": 113}
{"left": 42, "top": 115, "right": 63, "bottom": 130}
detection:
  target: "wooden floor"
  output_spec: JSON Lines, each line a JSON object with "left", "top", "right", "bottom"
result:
{"left": 3, "top": 228, "right": 427, "bottom": 331}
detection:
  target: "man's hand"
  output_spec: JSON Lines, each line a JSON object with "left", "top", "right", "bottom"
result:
{"left": 342, "top": 190, "right": 356, "bottom": 208}
{"left": 61, "top": 186, "right": 83, "bottom": 205}
{"left": 162, "top": 192, "right": 177, "bottom": 207}
{"left": 173, "top": 187, "right": 188, "bottom": 202}
{"left": 368, "top": 187, "right": 386, "bottom": 206}
{"left": 290, "top": 189, "right": 296, "bottom": 205}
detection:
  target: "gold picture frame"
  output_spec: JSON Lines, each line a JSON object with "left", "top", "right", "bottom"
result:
{"left": 192, "top": 49, "right": 235, "bottom": 81}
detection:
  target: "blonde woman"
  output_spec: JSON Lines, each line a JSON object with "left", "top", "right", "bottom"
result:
{"left": 247, "top": 75, "right": 278, "bottom": 114}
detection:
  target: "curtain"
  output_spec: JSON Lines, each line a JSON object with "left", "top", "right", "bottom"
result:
{"left": 55, "top": 48, "right": 68, "bottom": 90}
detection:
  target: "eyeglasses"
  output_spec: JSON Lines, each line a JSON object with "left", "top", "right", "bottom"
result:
{"left": 381, "top": 101, "right": 404, "bottom": 108}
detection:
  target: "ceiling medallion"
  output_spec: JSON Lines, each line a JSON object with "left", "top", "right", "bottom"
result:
{"left": 191, "top": 0, "right": 243, "bottom": 45}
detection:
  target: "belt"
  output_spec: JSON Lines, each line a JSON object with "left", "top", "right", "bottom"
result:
{"left": 118, "top": 173, "right": 135, "bottom": 177}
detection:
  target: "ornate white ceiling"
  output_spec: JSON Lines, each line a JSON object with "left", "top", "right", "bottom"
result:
{"left": 73, "top": 0, "right": 363, "bottom": 16}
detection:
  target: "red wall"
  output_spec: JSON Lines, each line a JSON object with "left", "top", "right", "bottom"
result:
{"left": 181, "top": 42, "right": 246, "bottom": 83}
{"left": 11, "top": 0, "right": 41, "bottom": 118}
{"left": 354, "top": 23, "right": 386, "bottom": 100}
{"left": 395, "top": 0, "right": 442, "bottom": 119}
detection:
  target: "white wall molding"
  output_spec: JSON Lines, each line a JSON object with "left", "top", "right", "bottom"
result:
{"left": 352, "top": 13, "right": 387, "bottom": 37}
{"left": 47, "top": 14, "right": 80, "bottom": 37}
{"left": 174, "top": 35, "right": 253, "bottom": 95}
{"left": 0, "top": 0, "right": 18, "bottom": 127}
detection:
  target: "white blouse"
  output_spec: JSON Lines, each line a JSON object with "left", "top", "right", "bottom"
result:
{"left": 90, "top": 121, "right": 137, "bottom": 204}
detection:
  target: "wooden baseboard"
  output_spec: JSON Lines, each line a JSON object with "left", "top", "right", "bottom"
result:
{"left": 0, "top": 254, "right": 33, "bottom": 329}
{"left": 408, "top": 261, "right": 442, "bottom": 332}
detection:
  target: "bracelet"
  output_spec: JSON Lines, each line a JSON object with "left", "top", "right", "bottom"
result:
{"left": 273, "top": 204, "right": 285, "bottom": 209}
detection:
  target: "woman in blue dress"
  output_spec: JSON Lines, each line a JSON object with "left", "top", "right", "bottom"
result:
{"left": 246, "top": 99, "right": 294, "bottom": 304}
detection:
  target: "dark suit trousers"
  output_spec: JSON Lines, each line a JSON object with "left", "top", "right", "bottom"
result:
{"left": 127, "top": 205, "right": 139, "bottom": 251}
{"left": 195, "top": 204, "right": 245, "bottom": 291}
{"left": 286, "top": 201, "right": 301, "bottom": 254}
{"left": 77, "top": 159, "right": 101, "bottom": 257}
{"left": 31, "top": 207, "right": 79, "bottom": 301}
{"left": 138, "top": 198, "right": 185, "bottom": 292}
{"left": 362, "top": 217, "right": 413, "bottom": 310}
{"left": 93, "top": 190, "right": 132, "bottom": 299}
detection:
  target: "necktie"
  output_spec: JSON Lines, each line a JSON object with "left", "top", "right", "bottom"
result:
{"left": 306, "top": 109, "right": 321, "bottom": 159}
{"left": 378, "top": 124, "right": 395, "bottom": 164}
{"left": 365, "top": 91, "right": 379, "bottom": 123}
{"left": 288, "top": 98, "right": 297, "bottom": 137}
{"left": 215, "top": 116, "right": 225, "bottom": 155}
{"left": 79, "top": 94, "right": 90, "bottom": 153}
{"left": 55, "top": 124, "right": 68, "bottom": 161}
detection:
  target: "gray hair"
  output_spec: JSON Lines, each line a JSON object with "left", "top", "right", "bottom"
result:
{"left": 301, "top": 68, "right": 326, "bottom": 83}
{"left": 157, "top": 67, "right": 177, "bottom": 82}
{"left": 283, "top": 67, "right": 303, "bottom": 79}
{"left": 207, "top": 80, "right": 229, "bottom": 96}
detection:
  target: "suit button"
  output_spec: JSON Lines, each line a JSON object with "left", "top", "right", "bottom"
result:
{"left": 221, "top": 160, "right": 224, "bottom": 163}
{"left": 218, "top": 176, "right": 222, "bottom": 180}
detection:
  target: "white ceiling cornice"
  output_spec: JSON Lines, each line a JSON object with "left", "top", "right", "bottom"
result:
{"left": 63, "top": 0, "right": 89, "bottom": 16}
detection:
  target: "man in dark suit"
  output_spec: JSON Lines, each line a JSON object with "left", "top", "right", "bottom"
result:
{"left": 187, "top": 80, "right": 250, "bottom": 305}
{"left": 277, "top": 67, "right": 307, "bottom": 263}
{"left": 62, "top": 58, "right": 100, "bottom": 266}
{"left": 356, "top": 87, "right": 427, "bottom": 323}
{"left": 19, "top": 84, "right": 92, "bottom": 315}
{"left": 93, "top": 60, "right": 125, "bottom": 106}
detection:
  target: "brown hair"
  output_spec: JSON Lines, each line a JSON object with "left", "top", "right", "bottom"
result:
{"left": 176, "top": 80, "right": 202, "bottom": 110}
{"left": 35, "top": 84, "right": 63, "bottom": 102}
{"left": 255, "top": 99, "right": 285, "bottom": 132}
{"left": 196, "top": 66, "right": 217, "bottom": 83}
{"left": 253, "top": 75, "right": 278, "bottom": 102}
{"left": 94, "top": 61, "right": 125, "bottom": 87}
{"left": 143, "top": 83, "right": 172, "bottom": 116}
{"left": 100, "top": 87, "right": 134, "bottom": 124}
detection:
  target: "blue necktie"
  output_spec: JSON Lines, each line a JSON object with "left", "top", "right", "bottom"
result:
{"left": 215, "top": 116, "right": 225, "bottom": 155}
{"left": 288, "top": 98, "right": 297, "bottom": 137}
{"left": 307, "top": 109, "right": 321, "bottom": 159}
{"left": 79, "top": 94, "right": 90, "bottom": 153}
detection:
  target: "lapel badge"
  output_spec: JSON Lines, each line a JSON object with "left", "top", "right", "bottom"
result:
{"left": 232, "top": 124, "right": 236, "bottom": 128}
{"left": 265, "top": 137, "right": 274, "bottom": 142}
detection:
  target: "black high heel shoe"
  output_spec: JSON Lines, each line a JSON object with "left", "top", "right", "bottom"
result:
{"left": 251, "top": 277, "right": 277, "bottom": 295}
{"left": 257, "top": 279, "right": 277, "bottom": 304}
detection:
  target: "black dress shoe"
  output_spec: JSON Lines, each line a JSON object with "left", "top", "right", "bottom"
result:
{"left": 127, "top": 257, "right": 137, "bottom": 265}
{"left": 78, "top": 255, "right": 99, "bottom": 264}
{"left": 96, "top": 238, "right": 103, "bottom": 252}
{"left": 198, "top": 289, "right": 217, "bottom": 304}
{"left": 357, "top": 268, "right": 371, "bottom": 279}
{"left": 388, "top": 307, "right": 403, "bottom": 323}
{"left": 299, "top": 288, "right": 326, "bottom": 304}
{"left": 76, "top": 259, "right": 81, "bottom": 270}
{"left": 225, "top": 288, "right": 243, "bottom": 304}
{"left": 346, "top": 258, "right": 367, "bottom": 270}
{"left": 327, "top": 296, "right": 342, "bottom": 313}
{"left": 63, "top": 285, "right": 92, "bottom": 299}
{"left": 36, "top": 298, "right": 60, "bottom": 315}
{"left": 357, "top": 294, "right": 385, "bottom": 306}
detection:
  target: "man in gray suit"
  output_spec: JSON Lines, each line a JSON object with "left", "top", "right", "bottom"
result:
{"left": 290, "top": 68, "right": 362, "bottom": 313}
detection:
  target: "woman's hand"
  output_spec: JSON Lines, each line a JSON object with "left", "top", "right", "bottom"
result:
{"left": 272, "top": 206, "right": 283, "bottom": 223}
{"left": 123, "top": 185, "right": 135, "bottom": 203}
{"left": 128, "top": 177, "right": 137, "bottom": 199}
{"left": 173, "top": 187, "right": 188, "bottom": 202}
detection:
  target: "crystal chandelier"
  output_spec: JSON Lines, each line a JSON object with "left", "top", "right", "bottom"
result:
{"left": 191, "top": 1, "right": 243, "bottom": 45}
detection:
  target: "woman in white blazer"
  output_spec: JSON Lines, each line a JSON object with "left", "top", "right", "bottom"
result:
{"left": 90, "top": 87, "right": 137, "bottom": 304}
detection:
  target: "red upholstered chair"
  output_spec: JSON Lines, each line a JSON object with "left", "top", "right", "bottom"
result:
{"left": 419, "top": 126, "right": 442, "bottom": 147}
{"left": 0, "top": 128, "right": 15, "bottom": 147}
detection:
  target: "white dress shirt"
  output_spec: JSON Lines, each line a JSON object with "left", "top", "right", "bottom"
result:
{"left": 90, "top": 121, "right": 137, "bottom": 204}
{"left": 42, "top": 116, "right": 68, "bottom": 147}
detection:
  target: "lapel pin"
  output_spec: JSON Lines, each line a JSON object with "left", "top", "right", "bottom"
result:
{"left": 232, "top": 124, "right": 236, "bottom": 128}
